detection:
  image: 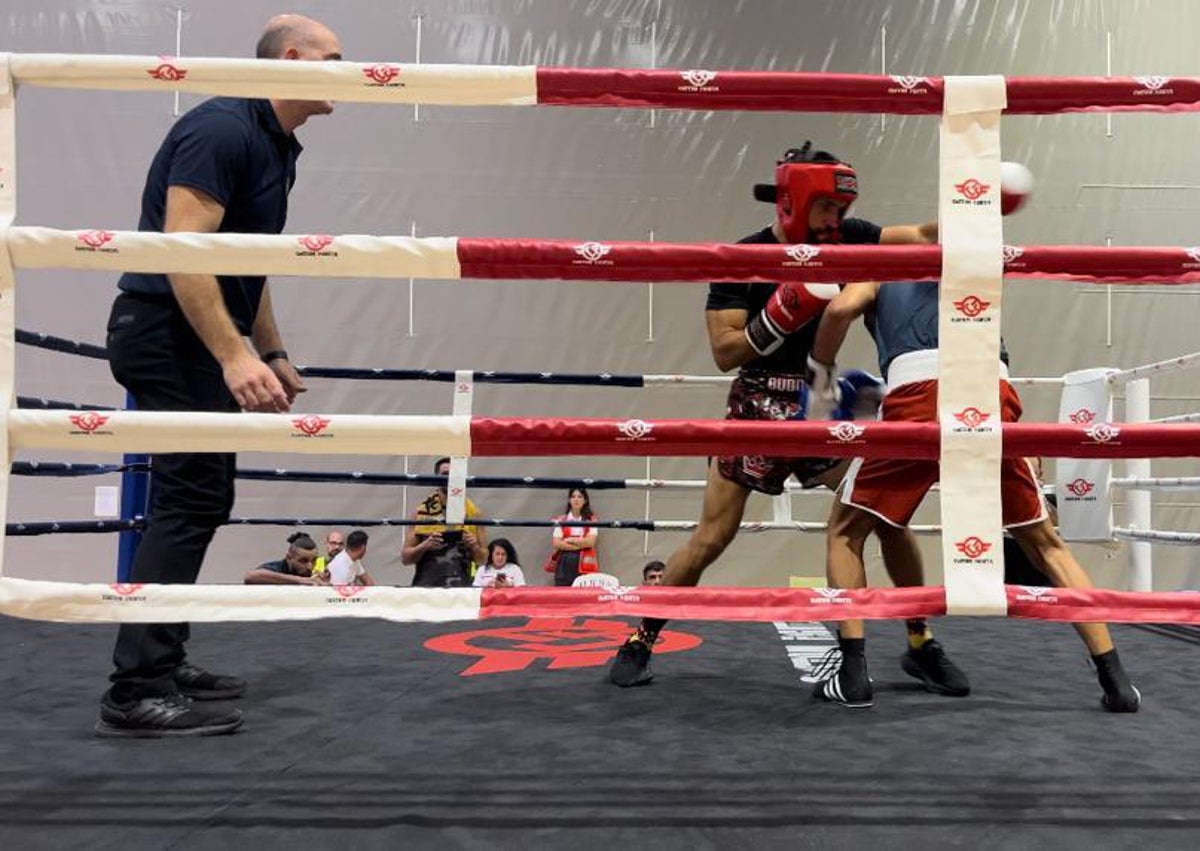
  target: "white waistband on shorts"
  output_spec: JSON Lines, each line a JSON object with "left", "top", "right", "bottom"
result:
{"left": 886, "top": 349, "right": 1009, "bottom": 393}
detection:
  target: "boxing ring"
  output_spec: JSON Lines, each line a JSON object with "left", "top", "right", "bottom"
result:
{"left": 2, "top": 54, "right": 1200, "bottom": 846}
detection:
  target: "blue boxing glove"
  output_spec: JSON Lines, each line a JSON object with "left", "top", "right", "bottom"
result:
{"left": 832, "top": 369, "right": 885, "bottom": 421}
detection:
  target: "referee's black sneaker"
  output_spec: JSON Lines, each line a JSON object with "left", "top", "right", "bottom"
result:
{"left": 901, "top": 639, "right": 971, "bottom": 697}
{"left": 609, "top": 636, "right": 654, "bottom": 687}
{"left": 96, "top": 691, "right": 243, "bottom": 738}
{"left": 174, "top": 662, "right": 247, "bottom": 701}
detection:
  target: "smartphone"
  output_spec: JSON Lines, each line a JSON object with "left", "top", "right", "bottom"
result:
{"left": 441, "top": 529, "right": 463, "bottom": 545}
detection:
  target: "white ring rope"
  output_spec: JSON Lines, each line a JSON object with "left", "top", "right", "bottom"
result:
{"left": 1112, "top": 476, "right": 1200, "bottom": 491}
{"left": 1108, "top": 350, "right": 1200, "bottom": 384}
{"left": 1113, "top": 527, "right": 1200, "bottom": 547}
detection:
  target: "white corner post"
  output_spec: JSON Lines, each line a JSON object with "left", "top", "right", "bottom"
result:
{"left": 1124, "top": 378, "right": 1153, "bottom": 591}
{"left": 938, "top": 76, "right": 1008, "bottom": 615}
{"left": 0, "top": 54, "right": 17, "bottom": 578}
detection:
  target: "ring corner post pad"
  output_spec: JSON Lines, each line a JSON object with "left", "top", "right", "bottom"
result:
{"left": 0, "top": 53, "right": 17, "bottom": 578}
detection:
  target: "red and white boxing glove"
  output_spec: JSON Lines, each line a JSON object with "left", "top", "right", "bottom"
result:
{"left": 744, "top": 282, "right": 840, "bottom": 357}
{"left": 1000, "top": 161, "right": 1035, "bottom": 216}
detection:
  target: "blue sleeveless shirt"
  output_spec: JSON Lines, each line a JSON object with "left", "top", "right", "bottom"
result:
{"left": 866, "top": 281, "right": 1007, "bottom": 380}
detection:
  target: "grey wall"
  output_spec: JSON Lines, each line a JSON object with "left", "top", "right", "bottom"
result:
{"left": 2, "top": 0, "right": 1199, "bottom": 589}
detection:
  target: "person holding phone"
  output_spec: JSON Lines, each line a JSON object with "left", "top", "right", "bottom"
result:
{"left": 473, "top": 539, "right": 527, "bottom": 588}
{"left": 400, "top": 456, "right": 487, "bottom": 587}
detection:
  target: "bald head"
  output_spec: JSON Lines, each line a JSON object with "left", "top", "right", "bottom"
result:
{"left": 256, "top": 14, "right": 341, "bottom": 60}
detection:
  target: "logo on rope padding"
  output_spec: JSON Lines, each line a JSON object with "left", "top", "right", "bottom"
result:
{"left": 888, "top": 75, "right": 931, "bottom": 94}
{"left": 68, "top": 411, "right": 112, "bottom": 435}
{"left": 1084, "top": 423, "right": 1121, "bottom": 444}
{"left": 951, "top": 294, "right": 991, "bottom": 321}
{"left": 1069, "top": 408, "right": 1097, "bottom": 425}
{"left": 810, "top": 587, "right": 851, "bottom": 605}
{"left": 292, "top": 415, "right": 332, "bottom": 437}
{"left": 782, "top": 244, "right": 823, "bottom": 267}
{"left": 1002, "top": 245, "right": 1026, "bottom": 267}
{"left": 102, "top": 583, "right": 147, "bottom": 602}
{"left": 827, "top": 422, "right": 866, "bottom": 443}
{"left": 75, "top": 230, "right": 117, "bottom": 253}
{"left": 296, "top": 234, "right": 338, "bottom": 257}
{"left": 328, "top": 584, "right": 369, "bottom": 602}
{"left": 1132, "top": 75, "right": 1173, "bottom": 95}
{"left": 1183, "top": 247, "right": 1200, "bottom": 269}
{"left": 1015, "top": 585, "right": 1059, "bottom": 603}
{"left": 362, "top": 64, "right": 403, "bottom": 87}
{"left": 1065, "top": 477, "right": 1096, "bottom": 498}
{"left": 954, "top": 536, "right": 992, "bottom": 560}
{"left": 616, "top": 419, "right": 654, "bottom": 441}
{"left": 952, "top": 178, "right": 992, "bottom": 204}
{"left": 572, "top": 241, "right": 613, "bottom": 265}
{"left": 147, "top": 59, "right": 188, "bottom": 81}
{"left": 678, "top": 70, "right": 719, "bottom": 92}
{"left": 425, "top": 617, "right": 702, "bottom": 676}
{"left": 952, "top": 407, "right": 991, "bottom": 430}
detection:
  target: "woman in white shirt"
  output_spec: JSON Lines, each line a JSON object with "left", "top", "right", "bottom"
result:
{"left": 550, "top": 487, "right": 600, "bottom": 586}
{"left": 473, "top": 538, "right": 527, "bottom": 588}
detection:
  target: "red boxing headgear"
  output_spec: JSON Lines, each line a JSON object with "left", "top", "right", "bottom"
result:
{"left": 753, "top": 144, "right": 859, "bottom": 243}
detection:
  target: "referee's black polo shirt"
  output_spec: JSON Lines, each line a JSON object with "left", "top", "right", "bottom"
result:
{"left": 118, "top": 97, "right": 302, "bottom": 334}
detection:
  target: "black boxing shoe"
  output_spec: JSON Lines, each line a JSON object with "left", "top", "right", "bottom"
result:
{"left": 901, "top": 639, "right": 971, "bottom": 697}
{"left": 1092, "top": 649, "right": 1141, "bottom": 713}
{"left": 609, "top": 635, "right": 654, "bottom": 687}
{"left": 812, "top": 637, "right": 873, "bottom": 709}
{"left": 174, "top": 662, "right": 247, "bottom": 701}
{"left": 96, "top": 691, "right": 243, "bottom": 738}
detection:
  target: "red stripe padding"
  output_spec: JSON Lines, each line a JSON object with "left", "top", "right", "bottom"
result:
{"left": 468, "top": 419, "right": 1200, "bottom": 460}
{"left": 480, "top": 585, "right": 947, "bottom": 622}
{"left": 457, "top": 240, "right": 1200, "bottom": 285}
{"left": 1007, "top": 586, "right": 1200, "bottom": 623}
{"left": 535, "top": 69, "right": 1200, "bottom": 115}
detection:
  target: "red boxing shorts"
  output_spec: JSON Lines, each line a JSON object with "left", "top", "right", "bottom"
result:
{"left": 840, "top": 377, "right": 1046, "bottom": 529}
{"left": 717, "top": 370, "right": 841, "bottom": 496}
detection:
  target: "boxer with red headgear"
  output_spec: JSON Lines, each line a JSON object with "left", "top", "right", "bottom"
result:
{"left": 752, "top": 143, "right": 860, "bottom": 243}
{"left": 609, "top": 143, "right": 967, "bottom": 698}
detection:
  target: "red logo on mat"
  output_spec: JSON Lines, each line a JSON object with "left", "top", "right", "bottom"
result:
{"left": 953, "top": 407, "right": 991, "bottom": 429}
{"left": 363, "top": 64, "right": 401, "bottom": 85}
{"left": 425, "top": 617, "right": 701, "bottom": 676}
{"left": 76, "top": 230, "right": 115, "bottom": 250}
{"left": 69, "top": 412, "right": 110, "bottom": 433}
{"left": 147, "top": 60, "right": 188, "bottom": 81}
{"left": 109, "top": 583, "right": 145, "bottom": 596}
{"left": 292, "top": 415, "right": 331, "bottom": 436}
{"left": 1066, "top": 478, "right": 1095, "bottom": 497}
{"left": 1069, "top": 408, "right": 1097, "bottom": 425}
{"left": 332, "top": 584, "right": 367, "bottom": 599}
{"left": 955, "top": 536, "right": 992, "bottom": 559}
{"left": 297, "top": 234, "right": 335, "bottom": 254}
{"left": 954, "top": 179, "right": 991, "bottom": 201}
{"left": 1085, "top": 423, "right": 1121, "bottom": 444}
{"left": 953, "top": 295, "right": 991, "bottom": 318}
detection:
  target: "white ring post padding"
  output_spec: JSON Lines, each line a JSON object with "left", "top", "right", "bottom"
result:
{"left": 1125, "top": 378, "right": 1153, "bottom": 590}
{"left": 938, "top": 76, "right": 1008, "bottom": 616}
{"left": 0, "top": 52, "right": 16, "bottom": 578}
{"left": 9, "top": 410, "right": 471, "bottom": 456}
{"left": 7, "top": 55, "right": 538, "bottom": 105}
{"left": 1055, "top": 368, "right": 1117, "bottom": 542}
{"left": 0, "top": 577, "right": 483, "bottom": 624}
{"left": 7, "top": 228, "right": 462, "bottom": 279}
{"left": 446, "top": 371, "right": 474, "bottom": 526}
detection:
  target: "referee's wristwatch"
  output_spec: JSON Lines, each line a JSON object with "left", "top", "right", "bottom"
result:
{"left": 261, "top": 349, "right": 289, "bottom": 364}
